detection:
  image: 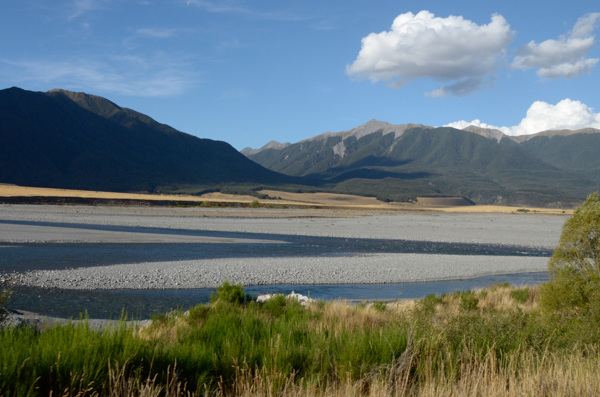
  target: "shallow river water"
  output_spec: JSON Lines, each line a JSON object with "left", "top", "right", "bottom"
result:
{"left": 7, "top": 272, "right": 547, "bottom": 320}
{"left": 1, "top": 206, "right": 561, "bottom": 320}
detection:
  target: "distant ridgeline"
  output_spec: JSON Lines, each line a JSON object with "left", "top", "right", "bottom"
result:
{"left": 1, "top": 87, "right": 598, "bottom": 207}
{"left": 0, "top": 87, "right": 299, "bottom": 193}
{"left": 241, "top": 120, "right": 600, "bottom": 207}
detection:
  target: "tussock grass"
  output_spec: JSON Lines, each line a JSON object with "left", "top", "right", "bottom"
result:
{"left": 1, "top": 283, "right": 599, "bottom": 396}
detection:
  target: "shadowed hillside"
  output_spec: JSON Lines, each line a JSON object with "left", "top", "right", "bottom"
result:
{"left": 0, "top": 87, "right": 296, "bottom": 192}
{"left": 518, "top": 130, "right": 600, "bottom": 182}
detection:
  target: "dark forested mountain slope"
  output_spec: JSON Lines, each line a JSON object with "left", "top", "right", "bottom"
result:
{"left": 518, "top": 130, "right": 600, "bottom": 182}
{"left": 244, "top": 121, "right": 598, "bottom": 206}
{"left": 0, "top": 87, "right": 294, "bottom": 192}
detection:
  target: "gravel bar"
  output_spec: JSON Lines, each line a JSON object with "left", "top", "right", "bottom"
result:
{"left": 7, "top": 254, "right": 549, "bottom": 290}
{"left": 1, "top": 205, "right": 561, "bottom": 291}
{"left": 0, "top": 204, "right": 566, "bottom": 246}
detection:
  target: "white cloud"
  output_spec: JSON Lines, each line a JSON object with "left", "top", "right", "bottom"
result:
{"left": 511, "top": 13, "right": 600, "bottom": 79}
{"left": 69, "top": 0, "right": 104, "bottom": 20}
{"left": 0, "top": 55, "right": 197, "bottom": 97}
{"left": 446, "top": 99, "right": 600, "bottom": 136}
{"left": 346, "top": 11, "right": 513, "bottom": 96}
{"left": 136, "top": 28, "right": 177, "bottom": 38}
{"left": 445, "top": 119, "right": 508, "bottom": 133}
{"left": 186, "top": 0, "right": 306, "bottom": 21}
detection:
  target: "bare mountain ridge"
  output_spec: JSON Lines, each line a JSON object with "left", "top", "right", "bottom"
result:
{"left": 461, "top": 126, "right": 508, "bottom": 143}
{"left": 241, "top": 141, "right": 291, "bottom": 156}
{"left": 300, "top": 119, "right": 432, "bottom": 142}
{"left": 245, "top": 119, "right": 432, "bottom": 157}
{"left": 512, "top": 127, "right": 600, "bottom": 142}
{"left": 243, "top": 119, "right": 599, "bottom": 206}
{"left": 463, "top": 125, "right": 600, "bottom": 143}
{"left": 244, "top": 121, "right": 600, "bottom": 155}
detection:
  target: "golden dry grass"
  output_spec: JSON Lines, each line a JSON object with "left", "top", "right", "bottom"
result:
{"left": 220, "top": 346, "right": 600, "bottom": 397}
{"left": 0, "top": 184, "right": 574, "bottom": 214}
{"left": 257, "top": 190, "right": 387, "bottom": 207}
{"left": 423, "top": 285, "right": 539, "bottom": 327}
{"left": 0, "top": 184, "right": 208, "bottom": 202}
{"left": 70, "top": 347, "right": 599, "bottom": 397}
{"left": 306, "top": 301, "right": 399, "bottom": 334}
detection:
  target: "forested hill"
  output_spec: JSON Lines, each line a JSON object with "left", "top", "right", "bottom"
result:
{"left": 243, "top": 120, "right": 599, "bottom": 207}
{"left": 0, "top": 87, "right": 296, "bottom": 192}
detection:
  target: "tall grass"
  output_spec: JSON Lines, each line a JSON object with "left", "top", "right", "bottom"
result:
{"left": 1, "top": 284, "right": 599, "bottom": 396}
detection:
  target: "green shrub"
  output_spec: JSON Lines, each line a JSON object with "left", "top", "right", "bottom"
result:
{"left": 417, "top": 293, "right": 444, "bottom": 316}
{"left": 0, "top": 288, "right": 10, "bottom": 326}
{"left": 210, "top": 281, "right": 247, "bottom": 304}
{"left": 459, "top": 291, "right": 479, "bottom": 311}
{"left": 187, "top": 304, "right": 212, "bottom": 322}
{"left": 510, "top": 287, "right": 530, "bottom": 303}
{"left": 262, "top": 294, "right": 289, "bottom": 317}
{"left": 540, "top": 192, "right": 600, "bottom": 321}
{"left": 491, "top": 282, "right": 510, "bottom": 292}
{"left": 248, "top": 200, "right": 261, "bottom": 208}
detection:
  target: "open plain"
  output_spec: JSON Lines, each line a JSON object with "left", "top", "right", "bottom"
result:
{"left": 0, "top": 203, "right": 563, "bottom": 291}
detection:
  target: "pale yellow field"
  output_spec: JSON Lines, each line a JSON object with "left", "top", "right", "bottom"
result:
{"left": 0, "top": 184, "right": 574, "bottom": 214}
{"left": 257, "top": 189, "right": 386, "bottom": 206}
{"left": 0, "top": 184, "right": 211, "bottom": 202}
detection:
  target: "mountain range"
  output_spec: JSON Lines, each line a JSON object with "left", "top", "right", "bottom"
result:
{"left": 0, "top": 87, "right": 296, "bottom": 193}
{"left": 1, "top": 86, "right": 598, "bottom": 207}
{"left": 242, "top": 120, "right": 600, "bottom": 207}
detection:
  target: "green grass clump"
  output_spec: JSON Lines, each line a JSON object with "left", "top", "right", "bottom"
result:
{"left": 248, "top": 199, "right": 261, "bottom": 208}
{"left": 458, "top": 290, "right": 480, "bottom": 311}
{"left": 0, "top": 288, "right": 10, "bottom": 327}
{"left": 0, "top": 284, "right": 409, "bottom": 396}
{"left": 510, "top": 287, "right": 530, "bottom": 303}
{"left": 3, "top": 276, "right": 600, "bottom": 396}
{"left": 210, "top": 280, "right": 248, "bottom": 304}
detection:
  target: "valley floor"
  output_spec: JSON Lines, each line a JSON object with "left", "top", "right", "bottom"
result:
{"left": 0, "top": 184, "right": 574, "bottom": 214}
{"left": 0, "top": 204, "right": 562, "bottom": 294}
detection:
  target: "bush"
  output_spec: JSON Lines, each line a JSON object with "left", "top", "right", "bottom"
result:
{"left": 248, "top": 200, "right": 261, "bottom": 208}
{"left": 210, "top": 281, "right": 247, "bottom": 304}
{"left": 540, "top": 192, "right": 600, "bottom": 320}
{"left": 0, "top": 288, "right": 10, "bottom": 326}
{"left": 510, "top": 287, "right": 530, "bottom": 303}
{"left": 459, "top": 291, "right": 479, "bottom": 311}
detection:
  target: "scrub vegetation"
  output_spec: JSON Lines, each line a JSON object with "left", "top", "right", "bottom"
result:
{"left": 1, "top": 193, "right": 599, "bottom": 396}
{"left": 1, "top": 283, "right": 600, "bottom": 396}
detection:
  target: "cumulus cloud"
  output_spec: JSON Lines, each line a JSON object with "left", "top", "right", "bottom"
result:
{"left": 346, "top": 11, "right": 513, "bottom": 96}
{"left": 511, "top": 13, "right": 600, "bottom": 79}
{"left": 445, "top": 119, "right": 507, "bottom": 132}
{"left": 446, "top": 99, "right": 600, "bottom": 136}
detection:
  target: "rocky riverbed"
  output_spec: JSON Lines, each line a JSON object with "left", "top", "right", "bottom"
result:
{"left": 0, "top": 204, "right": 562, "bottom": 291}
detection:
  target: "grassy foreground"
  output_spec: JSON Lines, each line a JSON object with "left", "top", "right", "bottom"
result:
{"left": 1, "top": 283, "right": 600, "bottom": 396}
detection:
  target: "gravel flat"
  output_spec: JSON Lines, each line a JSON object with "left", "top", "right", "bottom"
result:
{"left": 0, "top": 221, "right": 285, "bottom": 244}
{"left": 0, "top": 204, "right": 566, "bottom": 246}
{"left": 10, "top": 254, "right": 549, "bottom": 290}
{"left": 0, "top": 204, "right": 563, "bottom": 291}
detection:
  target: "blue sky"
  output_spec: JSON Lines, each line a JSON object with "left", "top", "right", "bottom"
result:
{"left": 1, "top": 1, "right": 599, "bottom": 150}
